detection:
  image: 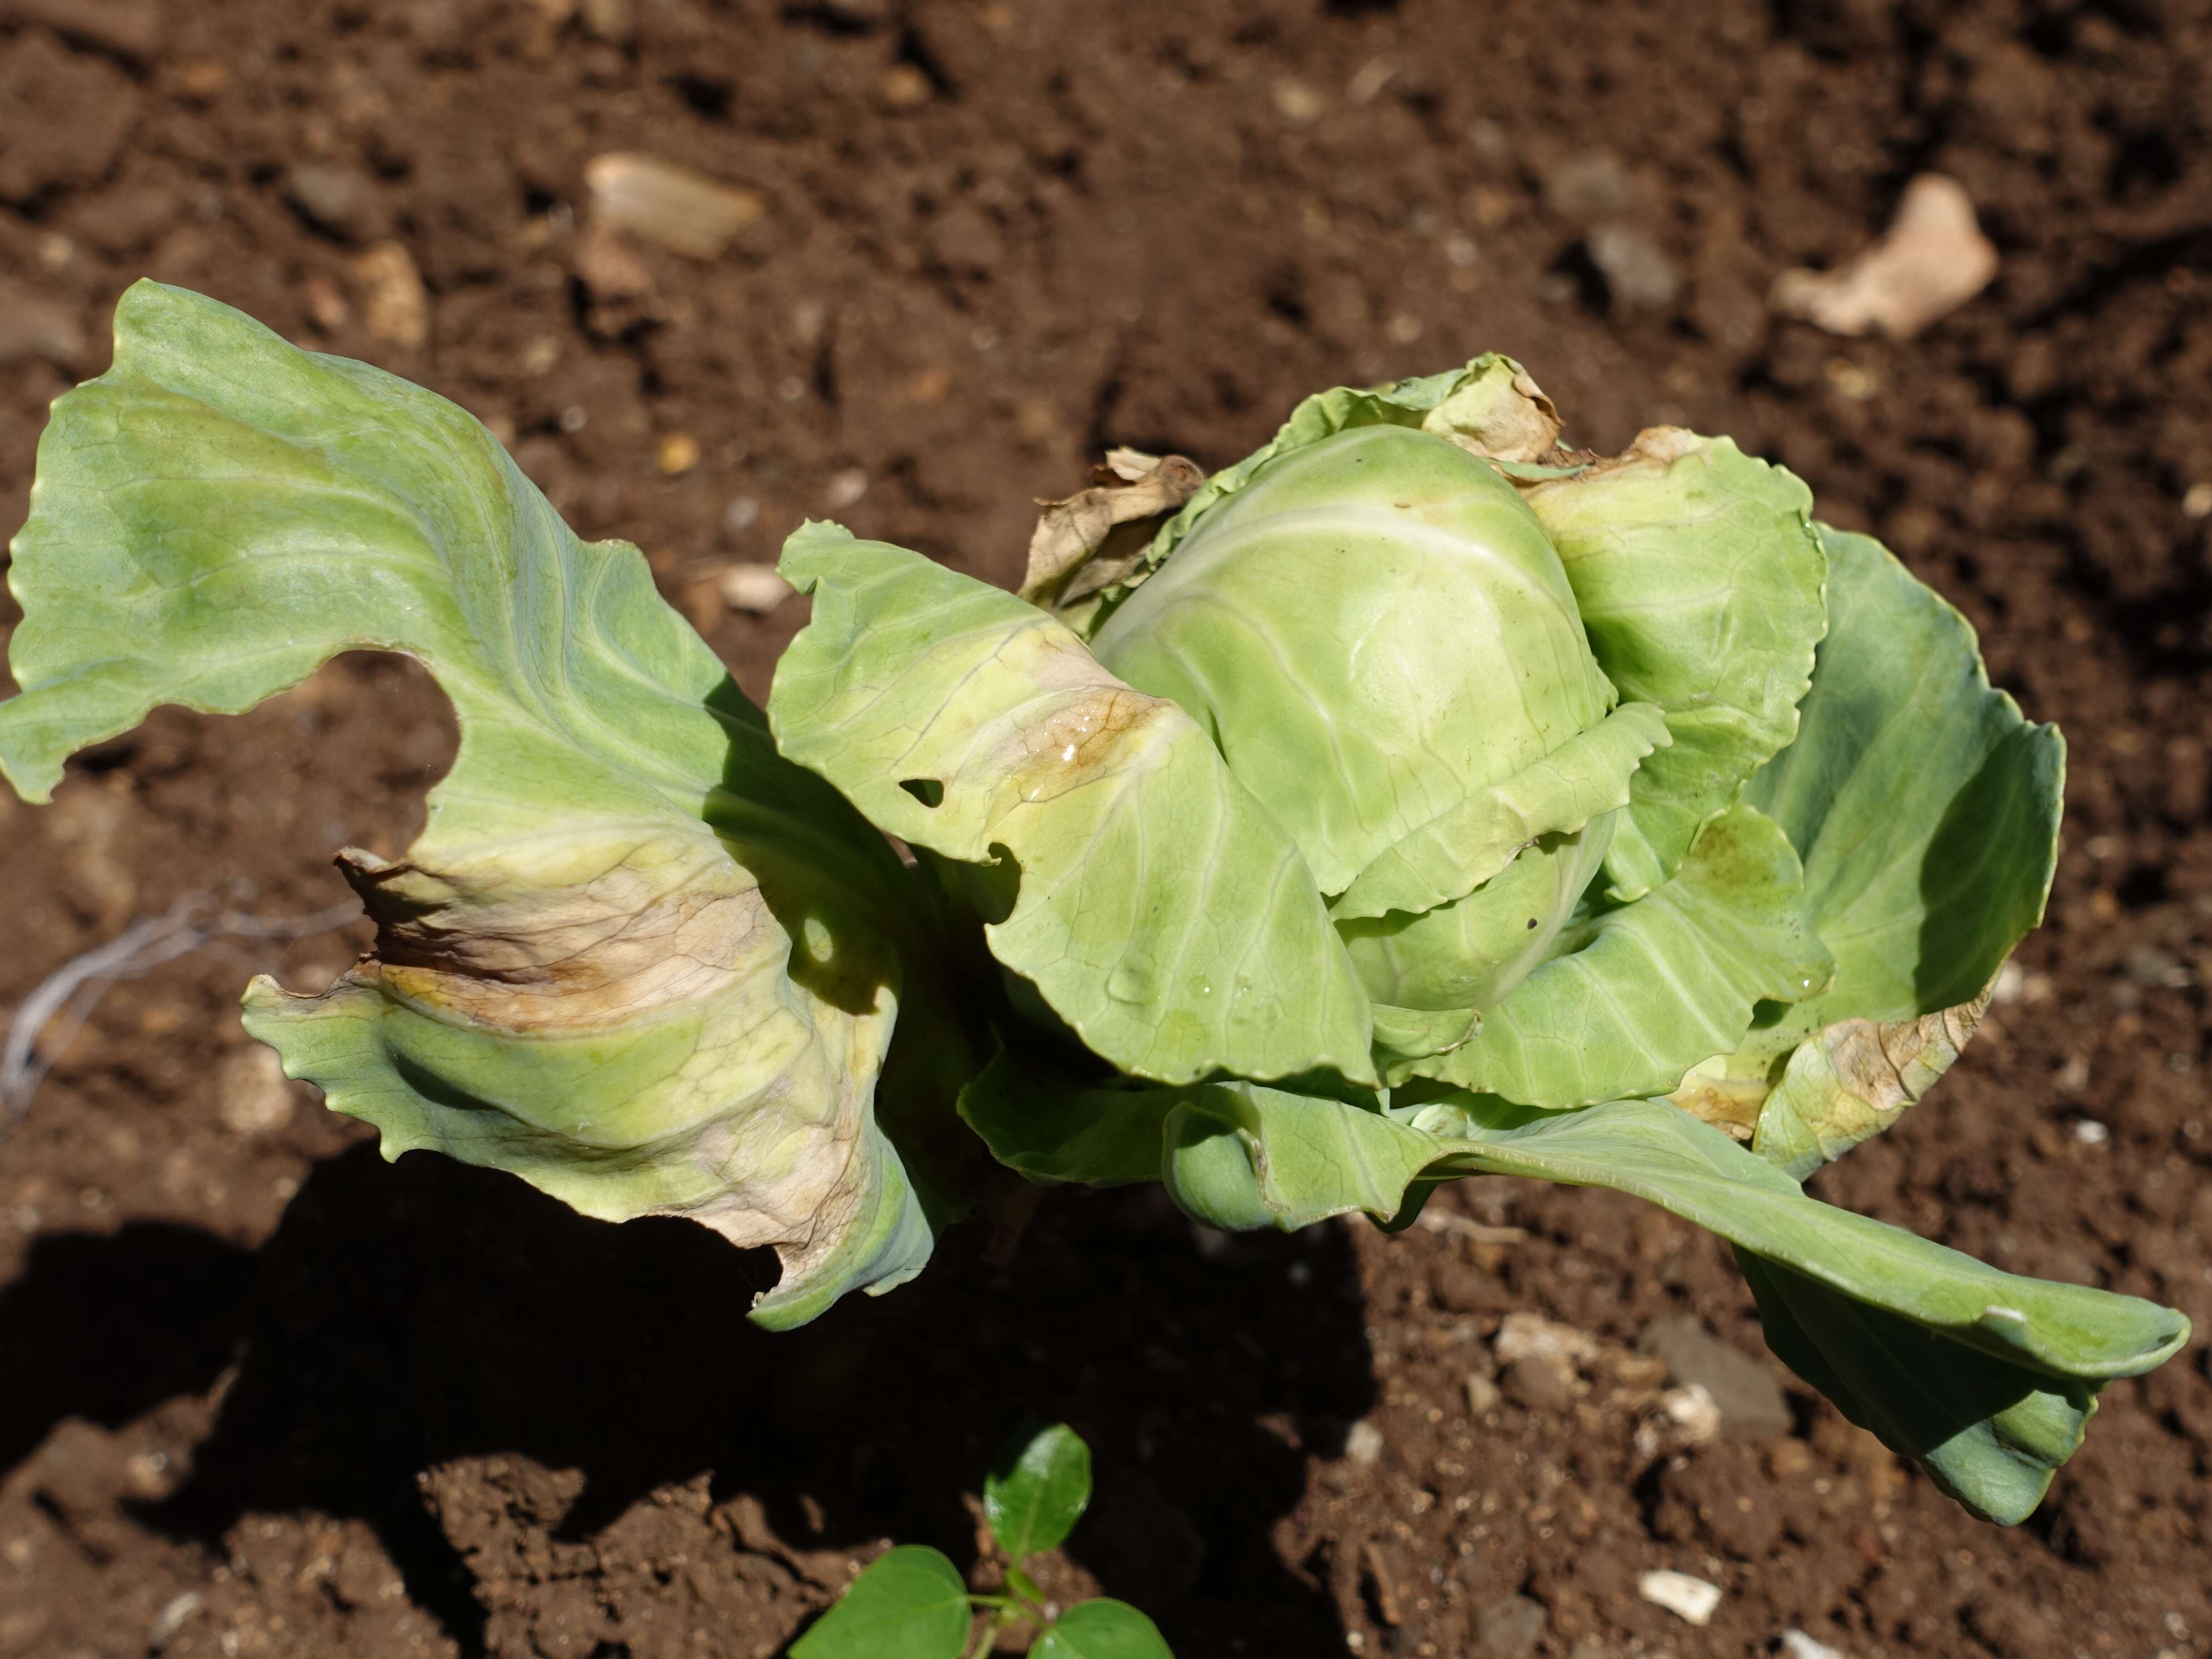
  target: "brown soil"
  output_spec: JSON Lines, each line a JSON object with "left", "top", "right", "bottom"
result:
{"left": 3, "top": 2, "right": 2210, "bottom": 1657}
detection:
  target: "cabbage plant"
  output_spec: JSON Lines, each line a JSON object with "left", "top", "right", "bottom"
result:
{"left": 0, "top": 284, "right": 2187, "bottom": 1526}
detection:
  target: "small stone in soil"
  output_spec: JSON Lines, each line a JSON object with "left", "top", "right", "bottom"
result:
{"left": 62, "top": 179, "right": 177, "bottom": 254}
{"left": 718, "top": 563, "right": 794, "bottom": 614}
{"left": 1639, "top": 1568, "right": 1722, "bottom": 1625}
{"left": 1635, "top": 1381, "right": 1720, "bottom": 1458}
{"left": 1272, "top": 78, "right": 1325, "bottom": 124}
{"left": 1543, "top": 151, "right": 1634, "bottom": 224}
{"left": 1768, "top": 174, "right": 1996, "bottom": 340}
{"left": 1500, "top": 1355, "right": 1574, "bottom": 1412}
{"left": 579, "top": 0, "right": 633, "bottom": 41}
{"left": 1780, "top": 1629, "right": 1850, "bottom": 1659}
{"left": 285, "top": 162, "right": 389, "bottom": 242}
{"left": 352, "top": 242, "right": 428, "bottom": 348}
{"left": 1587, "top": 224, "right": 1681, "bottom": 311}
{"left": 877, "top": 65, "right": 933, "bottom": 110}
{"left": 148, "top": 1589, "right": 202, "bottom": 1650}
{"left": 1640, "top": 1316, "right": 1791, "bottom": 1438}
{"left": 216, "top": 1046, "right": 300, "bottom": 1136}
{"left": 0, "top": 279, "right": 83, "bottom": 366}
{"left": 1343, "top": 1419, "right": 1385, "bottom": 1464}
{"left": 1431, "top": 1257, "right": 1508, "bottom": 1312}
{"left": 1491, "top": 1311, "right": 1599, "bottom": 1370}
{"left": 1472, "top": 1592, "right": 1547, "bottom": 1658}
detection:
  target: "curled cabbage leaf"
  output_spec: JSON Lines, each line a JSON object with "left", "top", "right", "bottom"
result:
{"left": 0, "top": 282, "right": 955, "bottom": 1328}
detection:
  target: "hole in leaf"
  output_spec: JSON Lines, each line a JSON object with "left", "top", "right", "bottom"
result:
{"left": 900, "top": 778, "right": 945, "bottom": 808}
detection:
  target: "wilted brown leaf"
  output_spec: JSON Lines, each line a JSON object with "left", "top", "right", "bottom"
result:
{"left": 1019, "top": 450, "right": 1204, "bottom": 612}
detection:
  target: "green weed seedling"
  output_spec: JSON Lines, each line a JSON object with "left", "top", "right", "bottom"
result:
{"left": 790, "top": 1425, "right": 1170, "bottom": 1659}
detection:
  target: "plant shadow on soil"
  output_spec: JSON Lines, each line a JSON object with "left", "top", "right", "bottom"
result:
{"left": 0, "top": 1140, "right": 1375, "bottom": 1656}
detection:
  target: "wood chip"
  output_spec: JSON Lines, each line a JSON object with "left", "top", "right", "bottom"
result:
{"left": 585, "top": 153, "right": 764, "bottom": 258}
{"left": 1770, "top": 174, "right": 1996, "bottom": 340}
{"left": 352, "top": 241, "right": 427, "bottom": 347}
{"left": 1639, "top": 1569, "right": 1722, "bottom": 1625}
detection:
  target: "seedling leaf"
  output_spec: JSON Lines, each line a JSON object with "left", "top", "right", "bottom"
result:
{"left": 985, "top": 1423, "right": 1092, "bottom": 1562}
{"left": 789, "top": 1546, "right": 971, "bottom": 1659}
{"left": 1031, "top": 1599, "right": 1175, "bottom": 1659}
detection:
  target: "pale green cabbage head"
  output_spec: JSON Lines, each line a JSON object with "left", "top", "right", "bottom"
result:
{"left": 1092, "top": 424, "right": 1638, "bottom": 1028}
{"left": 0, "top": 286, "right": 2187, "bottom": 1526}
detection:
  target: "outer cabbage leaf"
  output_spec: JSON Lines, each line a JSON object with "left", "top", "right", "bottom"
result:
{"left": 1407, "top": 804, "right": 1832, "bottom": 1105}
{"left": 956, "top": 1048, "right": 1432, "bottom": 1232}
{"left": 1739, "top": 1249, "right": 2101, "bottom": 1526}
{"left": 1679, "top": 527, "right": 2063, "bottom": 1174}
{"left": 1162, "top": 1082, "right": 1440, "bottom": 1232}
{"left": 770, "top": 524, "right": 1376, "bottom": 1088}
{"left": 1749, "top": 527, "right": 2061, "bottom": 1021}
{"left": 0, "top": 281, "right": 942, "bottom": 1329}
{"left": 957, "top": 1047, "right": 1184, "bottom": 1189}
{"left": 1521, "top": 431, "right": 1828, "bottom": 900}
{"left": 967, "top": 1060, "right": 2184, "bottom": 1522}
{"left": 1426, "top": 1098, "right": 2182, "bottom": 1382}
{"left": 1015, "top": 1074, "right": 2182, "bottom": 1523}
{"left": 1452, "top": 1099, "right": 2181, "bottom": 1525}
{"left": 1735, "top": 995, "right": 1991, "bottom": 1176}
